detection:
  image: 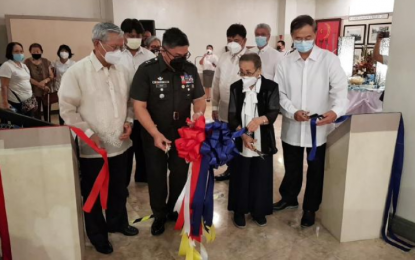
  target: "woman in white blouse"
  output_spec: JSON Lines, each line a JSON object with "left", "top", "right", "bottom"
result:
{"left": 0, "top": 42, "right": 35, "bottom": 116}
{"left": 53, "top": 44, "right": 76, "bottom": 124}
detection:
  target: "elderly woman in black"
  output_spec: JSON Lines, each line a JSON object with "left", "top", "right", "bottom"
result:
{"left": 228, "top": 53, "right": 279, "bottom": 228}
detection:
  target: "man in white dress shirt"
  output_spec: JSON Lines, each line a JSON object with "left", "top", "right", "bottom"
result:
{"left": 59, "top": 22, "right": 139, "bottom": 255}
{"left": 212, "top": 23, "right": 250, "bottom": 181}
{"left": 273, "top": 15, "right": 348, "bottom": 227}
{"left": 119, "top": 18, "right": 155, "bottom": 185}
{"left": 251, "top": 23, "right": 283, "bottom": 81}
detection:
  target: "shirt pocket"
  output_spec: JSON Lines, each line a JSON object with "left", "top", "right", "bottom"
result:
{"left": 153, "top": 82, "right": 171, "bottom": 101}
{"left": 180, "top": 83, "right": 195, "bottom": 100}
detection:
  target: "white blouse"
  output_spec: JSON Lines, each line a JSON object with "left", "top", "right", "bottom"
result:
{"left": 58, "top": 52, "right": 133, "bottom": 158}
{"left": 52, "top": 59, "right": 76, "bottom": 93}
{"left": 241, "top": 78, "right": 262, "bottom": 158}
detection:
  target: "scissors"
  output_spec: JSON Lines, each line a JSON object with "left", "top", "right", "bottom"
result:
{"left": 250, "top": 143, "right": 266, "bottom": 160}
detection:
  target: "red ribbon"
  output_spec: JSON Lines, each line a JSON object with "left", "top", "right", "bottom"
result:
{"left": 174, "top": 117, "right": 206, "bottom": 241}
{"left": 69, "top": 127, "right": 110, "bottom": 213}
{"left": 0, "top": 168, "right": 12, "bottom": 260}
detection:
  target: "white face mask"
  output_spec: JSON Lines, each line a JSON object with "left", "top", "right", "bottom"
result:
{"left": 126, "top": 38, "right": 142, "bottom": 50}
{"left": 100, "top": 41, "right": 122, "bottom": 64}
{"left": 207, "top": 49, "right": 213, "bottom": 54}
{"left": 60, "top": 52, "right": 69, "bottom": 60}
{"left": 227, "top": 42, "right": 242, "bottom": 55}
{"left": 242, "top": 76, "right": 258, "bottom": 89}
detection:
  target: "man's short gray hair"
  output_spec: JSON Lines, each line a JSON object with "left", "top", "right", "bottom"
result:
{"left": 146, "top": 36, "right": 161, "bottom": 46}
{"left": 256, "top": 23, "right": 271, "bottom": 34}
{"left": 92, "top": 22, "right": 123, "bottom": 42}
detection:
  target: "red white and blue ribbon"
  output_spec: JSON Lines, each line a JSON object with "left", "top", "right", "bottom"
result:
{"left": 174, "top": 116, "right": 244, "bottom": 259}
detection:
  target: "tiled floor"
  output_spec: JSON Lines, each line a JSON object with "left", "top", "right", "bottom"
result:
{"left": 78, "top": 103, "right": 415, "bottom": 260}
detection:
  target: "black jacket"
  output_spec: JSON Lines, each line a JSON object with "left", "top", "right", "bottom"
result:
{"left": 228, "top": 76, "right": 280, "bottom": 155}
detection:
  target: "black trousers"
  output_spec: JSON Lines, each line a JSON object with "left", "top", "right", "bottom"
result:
{"left": 279, "top": 142, "right": 327, "bottom": 212}
{"left": 80, "top": 151, "right": 129, "bottom": 246}
{"left": 141, "top": 130, "right": 189, "bottom": 219}
{"left": 228, "top": 155, "right": 274, "bottom": 218}
{"left": 126, "top": 120, "right": 147, "bottom": 186}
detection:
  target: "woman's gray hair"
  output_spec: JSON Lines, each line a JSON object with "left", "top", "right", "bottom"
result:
{"left": 255, "top": 23, "right": 271, "bottom": 34}
{"left": 92, "top": 22, "right": 123, "bottom": 42}
{"left": 146, "top": 36, "right": 161, "bottom": 46}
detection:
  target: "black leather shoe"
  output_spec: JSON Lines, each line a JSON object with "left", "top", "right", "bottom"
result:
{"left": 109, "top": 225, "right": 139, "bottom": 236}
{"left": 233, "top": 213, "right": 246, "bottom": 229}
{"left": 93, "top": 241, "right": 113, "bottom": 255}
{"left": 253, "top": 216, "right": 267, "bottom": 227}
{"left": 301, "top": 210, "right": 316, "bottom": 227}
{"left": 215, "top": 169, "right": 231, "bottom": 181}
{"left": 167, "top": 211, "right": 179, "bottom": 222}
{"left": 151, "top": 217, "right": 166, "bottom": 236}
{"left": 273, "top": 200, "right": 299, "bottom": 211}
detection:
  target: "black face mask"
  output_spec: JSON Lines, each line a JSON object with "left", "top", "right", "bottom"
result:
{"left": 277, "top": 46, "right": 282, "bottom": 51}
{"left": 151, "top": 49, "right": 160, "bottom": 55}
{"left": 170, "top": 57, "right": 186, "bottom": 72}
{"left": 32, "top": 54, "right": 42, "bottom": 60}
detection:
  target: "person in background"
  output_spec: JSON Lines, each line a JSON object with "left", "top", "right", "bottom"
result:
{"left": 212, "top": 23, "right": 250, "bottom": 181}
{"left": 251, "top": 23, "right": 283, "bottom": 81}
{"left": 25, "top": 43, "right": 54, "bottom": 121}
{"left": 0, "top": 42, "right": 36, "bottom": 116}
{"left": 373, "top": 31, "right": 390, "bottom": 102}
{"left": 142, "top": 30, "right": 152, "bottom": 47}
{"left": 130, "top": 28, "right": 206, "bottom": 236}
{"left": 58, "top": 22, "right": 139, "bottom": 255}
{"left": 199, "top": 44, "right": 218, "bottom": 102}
{"left": 228, "top": 53, "right": 279, "bottom": 228}
{"left": 146, "top": 36, "right": 162, "bottom": 56}
{"left": 277, "top": 40, "right": 290, "bottom": 56}
{"left": 274, "top": 15, "right": 348, "bottom": 227}
{"left": 52, "top": 44, "right": 76, "bottom": 125}
{"left": 119, "top": 18, "right": 155, "bottom": 185}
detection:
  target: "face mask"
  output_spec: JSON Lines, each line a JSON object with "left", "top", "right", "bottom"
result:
{"left": 126, "top": 38, "right": 142, "bottom": 50}
{"left": 227, "top": 42, "right": 242, "bottom": 55}
{"left": 13, "top": 53, "right": 25, "bottom": 62}
{"left": 294, "top": 40, "right": 314, "bottom": 53}
{"left": 60, "top": 52, "right": 69, "bottom": 59}
{"left": 32, "top": 54, "right": 42, "bottom": 60}
{"left": 242, "top": 76, "right": 258, "bottom": 88}
{"left": 100, "top": 41, "right": 122, "bottom": 64}
{"left": 151, "top": 49, "right": 160, "bottom": 55}
{"left": 207, "top": 50, "right": 213, "bottom": 54}
{"left": 255, "top": 36, "right": 268, "bottom": 48}
{"left": 170, "top": 57, "right": 187, "bottom": 72}
{"left": 277, "top": 46, "right": 282, "bottom": 51}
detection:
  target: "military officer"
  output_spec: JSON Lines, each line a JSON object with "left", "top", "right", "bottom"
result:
{"left": 130, "top": 27, "right": 206, "bottom": 236}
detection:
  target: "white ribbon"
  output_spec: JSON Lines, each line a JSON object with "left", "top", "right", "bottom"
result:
{"left": 243, "top": 87, "right": 258, "bottom": 118}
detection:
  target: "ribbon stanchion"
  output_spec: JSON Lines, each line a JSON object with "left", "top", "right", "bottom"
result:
{"left": 0, "top": 168, "right": 12, "bottom": 260}
{"left": 308, "top": 115, "right": 351, "bottom": 161}
{"left": 173, "top": 116, "right": 244, "bottom": 259}
{"left": 381, "top": 116, "right": 414, "bottom": 252}
{"left": 69, "top": 127, "right": 110, "bottom": 213}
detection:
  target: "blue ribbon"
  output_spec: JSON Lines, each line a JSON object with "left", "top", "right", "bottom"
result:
{"left": 308, "top": 115, "right": 351, "bottom": 161}
{"left": 381, "top": 116, "right": 414, "bottom": 252}
{"left": 191, "top": 122, "right": 245, "bottom": 236}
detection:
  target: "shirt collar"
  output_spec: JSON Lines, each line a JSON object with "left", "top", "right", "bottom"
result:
{"left": 90, "top": 51, "right": 104, "bottom": 72}
{"left": 255, "top": 77, "right": 262, "bottom": 93}
{"left": 158, "top": 56, "right": 170, "bottom": 72}
{"left": 124, "top": 47, "right": 144, "bottom": 57}
{"left": 294, "top": 45, "right": 321, "bottom": 62}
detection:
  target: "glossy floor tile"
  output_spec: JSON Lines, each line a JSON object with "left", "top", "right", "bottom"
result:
{"left": 54, "top": 104, "right": 414, "bottom": 260}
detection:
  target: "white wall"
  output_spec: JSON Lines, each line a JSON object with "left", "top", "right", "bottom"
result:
{"left": 113, "top": 0, "right": 281, "bottom": 69}
{"left": 383, "top": 0, "right": 415, "bottom": 223}
{"left": 315, "top": 0, "right": 394, "bottom": 19}
{"left": 0, "top": 0, "right": 113, "bottom": 63}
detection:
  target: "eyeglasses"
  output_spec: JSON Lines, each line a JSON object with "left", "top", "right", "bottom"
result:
{"left": 163, "top": 47, "right": 191, "bottom": 59}
{"left": 238, "top": 69, "right": 258, "bottom": 77}
{"left": 101, "top": 41, "right": 125, "bottom": 52}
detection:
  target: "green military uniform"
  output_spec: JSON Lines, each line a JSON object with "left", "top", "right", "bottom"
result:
{"left": 130, "top": 55, "right": 205, "bottom": 219}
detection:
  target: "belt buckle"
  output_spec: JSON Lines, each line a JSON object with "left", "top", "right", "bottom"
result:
{"left": 173, "top": 112, "right": 180, "bottom": 120}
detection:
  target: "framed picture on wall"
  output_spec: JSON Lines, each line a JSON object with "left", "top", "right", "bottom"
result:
{"left": 367, "top": 23, "right": 392, "bottom": 45}
{"left": 344, "top": 24, "right": 366, "bottom": 45}
{"left": 315, "top": 19, "right": 342, "bottom": 54}
{"left": 354, "top": 47, "right": 363, "bottom": 64}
